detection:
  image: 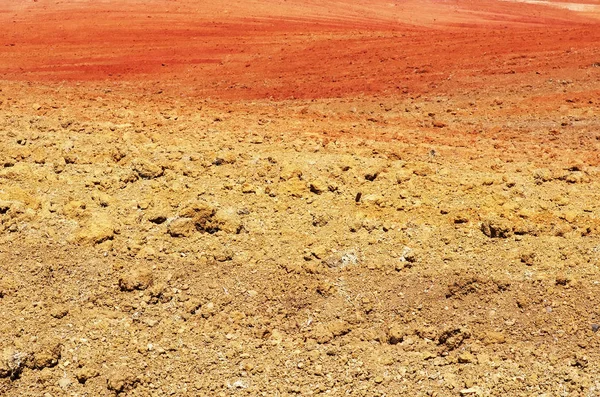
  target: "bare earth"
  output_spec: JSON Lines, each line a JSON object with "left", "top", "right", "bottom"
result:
{"left": 2, "top": 0, "right": 600, "bottom": 396}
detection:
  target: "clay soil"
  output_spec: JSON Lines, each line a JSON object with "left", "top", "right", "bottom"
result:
{"left": 2, "top": 0, "right": 600, "bottom": 396}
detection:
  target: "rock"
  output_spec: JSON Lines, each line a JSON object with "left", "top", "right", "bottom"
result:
{"left": 107, "top": 370, "right": 139, "bottom": 394}
{"left": 241, "top": 183, "right": 256, "bottom": 194}
{"left": 132, "top": 158, "right": 163, "bottom": 179}
{"left": 75, "top": 215, "right": 115, "bottom": 244}
{"left": 565, "top": 171, "right": 587, "bottom": 184}
{"left": 395, "top": 169, "right": 412, "bottom": 183}
{"left": 555, "top": 273, "right": 573, "bottom": 286}
{"left": 562, "top": 210, "right": 579, "bottom": 223}
{"left": 481, "top": 217, "right": 513, "bottom": 238}
{"left": 137, "top": 246, "right": 157, "bottom": 259}
{"left": 532, "top": 168, "right": 553, "bottom": 183}
{"left": 58, "top": 376, "right": 72, "bottom": 389}
{"left": 454, "top": 212, "right": 469, "bottom": 224}
{"left": 0, "top": 276, "right": 16, "bottom": 298}
{"left": 146, "top": 209, "right": 168, "bottom": 224}
{"left": 31, "top": 148, "right": 47, "bottom": 164}
{"left": 460, "top": 387, "right": 483, "bottom": 396}
{"left": 364, "top": 168, "right": 380, "bottom": 181}
{"left": 323, "top": 251, "right": 359, "bottom": 269}
{"left": 211, "top": 209, "right": 243, "bottom": 234}
{"left": 0, "top": 348, "right": 28, "bottom": 379}
{"left": 75, "top": 366, "right": 99, "bottom": 384}
{"left": 399, "top": 246, "right": 416, "bottom": 264}
{"left": 433, "top": 121, "right": 447, "bottom": 128}
{"left": 361, "top": 194, "right": 384, "bottom": 206}
{"left": 387, "top": 324, "right": 405, "bottom": 344}
{"left": 309, "top": 180, "right": 328, "bottom": 194}
{"left": 27, "top": 343, "right": 61, "bottom": 370}
{"left": 481, "top": 331, "right": 506, "bottom": 345}
{"left": 0, "top": 200, "right": 11, "bottom": 215}
{"left": 119, "top": 268, "right": 153, "bottom": 291}
{"left": 50, "top": 305, "right": 69, "bottom": 319}
{"left": 167, "top": 217, "right": 195, "bottom": 237}
{"left": 279, "top": 165, "right": 302, "bottom": 181}
{"left": 91, "top": 192, "right": 114, "bottom": 208}
{"left": 312, "top": 213, "right": 330, "bottom": 227}
{"left": 200, "top": 302, "right": 217, "bottom": 318}
{"left": 184, "top": 298, "right": 202, "bottom": 314}
{"left": 458, "top": 352, "right": 477, "bottom": 364}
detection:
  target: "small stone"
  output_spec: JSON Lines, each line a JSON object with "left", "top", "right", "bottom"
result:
{"left": 433, "top": 121, "right": 447, "bottom": 128}
{"left": 481, "top": 331, "right": 506, "bottom": 345}
{"left": 592, "top": 324, "right": 600, "bottom": 333}
{"left": 460, "top": 386, "right": 482, "bottom": 396}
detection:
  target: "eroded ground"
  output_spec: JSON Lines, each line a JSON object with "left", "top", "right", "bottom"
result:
{"left": 1, "top": 0, "right": 600, "bottom": 396}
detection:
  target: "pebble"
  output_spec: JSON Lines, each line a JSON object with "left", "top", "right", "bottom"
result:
{"left": 460, "top": 387, "right": 482, "bottom": 396}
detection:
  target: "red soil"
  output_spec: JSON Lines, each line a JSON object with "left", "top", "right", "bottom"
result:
{"left": 1, "top": 0, "right": 599, "bottom": 100}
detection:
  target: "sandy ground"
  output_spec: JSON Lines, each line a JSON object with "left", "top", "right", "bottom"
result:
{"left": 2, "top": 0, "right": 600, "bottom": 396}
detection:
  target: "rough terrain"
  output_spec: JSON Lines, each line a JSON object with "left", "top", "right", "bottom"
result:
{"left": 1, "top": 0, "right": 600, "bottom": 396}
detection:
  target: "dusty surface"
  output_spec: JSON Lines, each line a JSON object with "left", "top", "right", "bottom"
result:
{"left": 2, "top": 0, "right": 600, "bottom": 396}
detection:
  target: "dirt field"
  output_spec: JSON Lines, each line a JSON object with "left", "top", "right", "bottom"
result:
{"left": 2, "top": 0, "right": 600, "bottom": 396}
